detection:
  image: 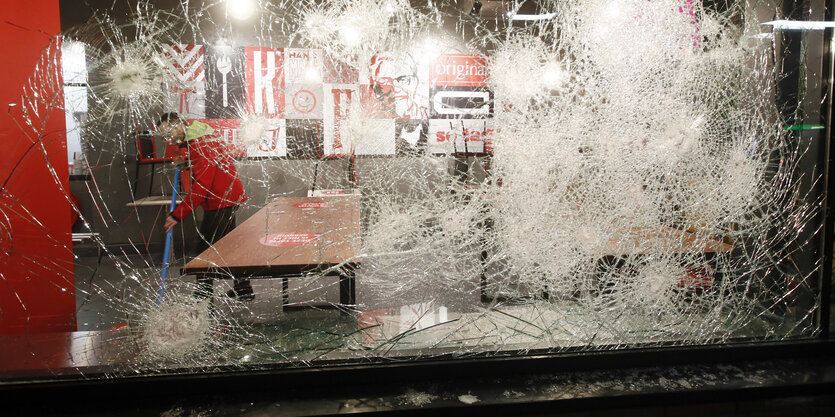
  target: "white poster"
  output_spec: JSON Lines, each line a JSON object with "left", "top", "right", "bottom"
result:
{"left": 245, "top": 118, "right": 287, "bottom": 157}
{"left": 284, "top": 48, "right": 323, "bottom": 84}
{"left": 285, "top": 83, "right": 324, "bottom": 119}
{"left": 353, "top": 119, "right": 395, "bottom": 155}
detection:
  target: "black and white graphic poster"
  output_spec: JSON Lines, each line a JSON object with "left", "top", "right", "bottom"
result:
{"left": 205, "top": 45, "right": 246, "bottom": 119}
{"left": 395, "top": 119, "right": 427, "bottom": 156}
{"left": 429, "top": 86, "right": 493, "bottom": 119}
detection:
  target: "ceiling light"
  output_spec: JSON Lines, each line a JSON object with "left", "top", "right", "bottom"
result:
{"left": 227, "top": 0, "right": 256, "bottom": 21}
{"left": 762, "top": 20, "right": 835, "bottom": 30}
{"left": 339, "top": 25, "right": 361, "bottom": 47}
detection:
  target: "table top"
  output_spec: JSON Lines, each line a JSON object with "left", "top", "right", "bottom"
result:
{"left": 183, "top": 195, "right": 361, "bottom": 276}
{"left": 603, "top": 226, "right": 734, "bottom": 256}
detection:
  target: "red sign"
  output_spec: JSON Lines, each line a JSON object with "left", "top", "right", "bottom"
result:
{"left": 293, "top": 202, "right": 328, "bottom": 208}
{"left": 259, "top": 232, "right": 320, "bottom": 247}
{"left": 196, "top": 118, "right": 246, "bottom": 157}
{"left": 331, "top": 88, "right": 353, "bottom": 152}
{"left": 245, "top": 47, "right": 285, "bottom": 117}
{"left": 431, "top": 54, "right": 489, "bottom": 87}
{"left": 434, "top": 127, "right": 494, "bottom": 144}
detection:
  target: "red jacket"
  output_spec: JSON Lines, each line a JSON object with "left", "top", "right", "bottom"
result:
{"left": 170, "top": 137, "right": 247, "bottom": 221}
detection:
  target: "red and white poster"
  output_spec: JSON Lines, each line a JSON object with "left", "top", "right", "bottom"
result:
{"left": 198, "top": 118, "right": 245, "bottom": 158}
{"left": 162, "top": 44, "right": 206, "bottom": 119}
{"left": 427, "top": 54, "right": 492, "bottom": 154}
{"left": 245, "top": 47, "right": 285, "bottom": 118}
{"left": 284, "top": 48, "right": 323, "bottom": 84}
{"left": 284, "top": 48, "right": 324, "bottom": 119}
{"left": 428, "top": 119, "right": 493, "bottom": 154}
{"left": 361, "top": 51, "right": 430, "bottom": 120}
{"left": 430, "top": 54, "right": 489, "bottom": 87}
{"left": 323, "top": 84, "right": 357, "bottom": 156}
{"left": 156, "top": 47, "right": 497, "bottom": 158}
{"left": 244, "top": 118, "right": 286, "bottom": 158}
{"left": 199, "top": 118, "right": 287, "bottom": 158}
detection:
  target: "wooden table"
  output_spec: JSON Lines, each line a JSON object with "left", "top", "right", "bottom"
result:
{"left": 601, "top": 226, "right": 734, "bottom": 256}
{"left": 182, "top": 195, "right": 362, "bottom": 308}
{"left": 480, "top": 225, "right": 735, "bottom": 303}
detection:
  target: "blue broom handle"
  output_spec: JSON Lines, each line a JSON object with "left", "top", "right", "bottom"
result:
{"left": 158, "top": 167, "right": 181, "bottom": 303}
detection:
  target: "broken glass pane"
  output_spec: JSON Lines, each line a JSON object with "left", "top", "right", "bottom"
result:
{"left": 0, "top": 0, "right": 828, "bottom": 379}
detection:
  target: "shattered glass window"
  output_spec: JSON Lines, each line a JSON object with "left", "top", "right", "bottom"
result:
{"left": 0, "top": 0, "right": 830, "bottom": 378}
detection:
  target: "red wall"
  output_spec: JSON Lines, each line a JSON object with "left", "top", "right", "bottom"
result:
{"left": 0, "top": 1, "right": 75, "bottom": 334}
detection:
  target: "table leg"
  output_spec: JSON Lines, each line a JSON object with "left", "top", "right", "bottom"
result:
{"left": 148, "top": 165, "right": 156, "bottom": 197}
{"left": 132, "top": 161, "right": 141, "bottom": 198}
{"left": 480, "top": 248, "right": 490, "bottom": 303}
{"left": 339, "top": 265, "right": 356, "bottom": 306}
{"left": 282, "top": 277, "right": 289, "bottom": 307}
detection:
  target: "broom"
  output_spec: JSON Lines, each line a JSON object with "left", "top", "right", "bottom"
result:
{"left": 158, "top": 166, "right": 181, "bottom": 304}
{"left": 110, "top": 166, "right": 181, "bottom": 332}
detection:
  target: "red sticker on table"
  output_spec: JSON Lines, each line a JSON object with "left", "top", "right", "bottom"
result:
{"left": 293, "top": 202, "right": 328, "bottom": 209}
{"left": 259, "top": 232, "right": 320, "bottom": 247}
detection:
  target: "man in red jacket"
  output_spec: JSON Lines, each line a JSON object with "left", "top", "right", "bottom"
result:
{"left": 157, "top": 112, "right": 253, "bottom": 301}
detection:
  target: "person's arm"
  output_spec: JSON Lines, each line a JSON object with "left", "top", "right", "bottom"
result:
{"left": 170, "top": 158, "right": 218, "bottom": 222}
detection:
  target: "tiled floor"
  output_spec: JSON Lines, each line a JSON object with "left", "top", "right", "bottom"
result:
{"left": 62, "top": 249, "right": 835, "bottom": 372}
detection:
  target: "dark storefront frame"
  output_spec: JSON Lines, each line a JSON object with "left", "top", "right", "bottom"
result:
{"left": 2, "top": 0, "right": 835, "bottom": 413}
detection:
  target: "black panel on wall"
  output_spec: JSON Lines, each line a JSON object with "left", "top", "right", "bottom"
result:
{"left": 59, "top": 0, "right": 184, "bottom": 30}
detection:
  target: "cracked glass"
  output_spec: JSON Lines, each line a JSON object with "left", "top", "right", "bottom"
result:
{"left": 0, "top": 0, "right": 830, "bottom": 380}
